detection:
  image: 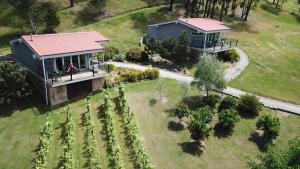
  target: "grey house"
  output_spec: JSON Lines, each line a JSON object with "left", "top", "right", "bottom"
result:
{"left": 146, "top": 18, "right": 238, "bottom": 53}
{"left": 10, "top": 32, "right": 108, "bottom": 106}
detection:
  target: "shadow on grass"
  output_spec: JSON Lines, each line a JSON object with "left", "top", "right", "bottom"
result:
{"left": 168, "top": 120, "right": 185, "bottom": 132}
{"left": 178, "top": 141, "right": 203, "bottom": 156}
{"left": 248, "top": 131, "right": 273, "bottom": 152}
{"left": 213, "top": 123, "right": 233, "bottom": 138}
{"left": 227, "top": 21, "right": 258, "bottom": 34}
{"left": 182, "top": 95, "right": 203, "bottom": 111}
{"left": 290, "top": 11, "right": 300, "bottom": 23}
{"left": 260, "top": 3, "right": 282, "bottom": 15}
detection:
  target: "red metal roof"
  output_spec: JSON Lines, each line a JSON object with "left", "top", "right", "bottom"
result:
{"left": 178, "top": 18, "right": 230, "bottom": 32}
{"left": 22, "top": 32, "right": 109, "bottom": 57}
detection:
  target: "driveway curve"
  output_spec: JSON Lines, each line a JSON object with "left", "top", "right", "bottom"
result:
{"left": 108, "top": 47, "right": 300, "bottom": 115}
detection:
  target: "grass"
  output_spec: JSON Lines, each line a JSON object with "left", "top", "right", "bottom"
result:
{"left": 0, "top": 79, "right": 300, "bottom": 169}
{"left": 226, "top": 1, "right": 300, "bottom": 104}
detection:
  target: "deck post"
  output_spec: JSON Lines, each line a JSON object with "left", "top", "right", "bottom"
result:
{"left": 203, "top": 33, "right": 207, "bottom": 55}
{"left": 236, "top": 40, "right": 238, "bottom": 46}
{"left": 42, "top": 57, "right": 49, "bottom": 105}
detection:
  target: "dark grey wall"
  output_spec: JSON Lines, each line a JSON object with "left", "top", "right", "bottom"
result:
{"left": 147, "top": 22, "right": 206, "bottom": 48}
{"left": 11, "top": 41, "right": 44, "bottom": 77}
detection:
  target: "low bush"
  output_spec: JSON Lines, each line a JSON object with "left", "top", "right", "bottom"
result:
{"left": 104, "top": 46, "right": 119, "bottom": 61}
{"left": 256, "top": 113, "right": 280, "bottom": 139}
{"left": 237, "top": 94, "right": 263, "bottom": 118}
{"left": 114, "top": 54, "right": 126, "bottom": 62}
{"left": 144, "top": 68, "right": 160, "bottom": 80}
{"left": 201, "top": 94, "right": 221, "bottom": 109}
{"left": 218, "top": 109, "right": 239, "bottom": 131}
{"left": 193, "top": 106, "right": 213, "bottom": 124}
{"left": 107, "top": 64, "right": 116, "bottom": 73}
{"left": 230, "top": 49, "right": 240, "bottom": 62}
{"left": 174, "top": 103, "right": 190, "bottom": 121}
{"left": 126, "top": 47, "right": 142, "bottom": 62}
{"left": 141, "top": 51, "right": 149, "bottom": 62}
{"left": 218, "top": 96, "right": 238, "bottom": 112}
{"left": 217, "top": 49, "right": 240, "bottom": 63}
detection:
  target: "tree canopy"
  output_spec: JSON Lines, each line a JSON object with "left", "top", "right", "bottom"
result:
{"left": 0, "top": 61, "right": 32, "bottom": 106}
{"left": 192, "top": 55, "right": 226, "bottom": 95}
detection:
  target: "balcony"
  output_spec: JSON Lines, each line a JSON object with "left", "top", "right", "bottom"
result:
{"left": 46, "top": 64, "right": 108, "bottom": 87}
{"left": 190, "top": 38, "right": 238, "bottom": 53}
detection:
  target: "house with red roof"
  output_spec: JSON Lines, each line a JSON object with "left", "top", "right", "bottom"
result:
{"left": 10, "top": 31, "right": 109, "bottom": 106}
{"left": 146, "top": 18, "right": 238, "bottom": 53}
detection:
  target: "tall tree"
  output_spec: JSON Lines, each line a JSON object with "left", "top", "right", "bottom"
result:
{"left": 169, "top": 0, "right": 174, "bottom": 11}
{"left": 0, "top": 61, "right": 32, "bottom": 106}
{"left": 174, "top": 31, "right": 191, "bottom": 63}
{"left": 42, "top": 2, "right": 60, "bottom": 33}
{"left": 8, "top": 0, "right": 39, "bottom": 33}
{"left": 192, "top": 55, "right": 226, "bottom": 96}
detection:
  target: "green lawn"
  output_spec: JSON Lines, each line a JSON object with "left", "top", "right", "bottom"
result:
{"left": 226, "top": 1, "right": 300, "bottom": 104}
{"left": 1, "top": 79, "right": 300, "bottom": 169}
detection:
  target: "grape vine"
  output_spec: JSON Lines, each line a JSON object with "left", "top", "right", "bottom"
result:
{"left": 118, "top": 85, "right": 154, "bottom": 169}
{"left": 61, "top": 105, "right": 75, "bottom": 169}
{"left": 84, "top": 95, "right": 103, "bottom": 169}
{"left": 34, "top": 113, "right": 53, "bottom": 169}
{"left": 102, "top": 89, "right": 125, "bottom": 169}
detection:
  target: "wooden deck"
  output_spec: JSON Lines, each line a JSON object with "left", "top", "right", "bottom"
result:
{"left": 47, "top": 70, "right": 107, "bottom": 87}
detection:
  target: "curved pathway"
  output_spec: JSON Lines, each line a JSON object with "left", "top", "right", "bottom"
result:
{"left": 108, "top": 47, "right": 300, "bottom": 115}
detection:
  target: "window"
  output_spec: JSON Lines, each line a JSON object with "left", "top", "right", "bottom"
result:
{"left": 192, "top": 32, "right": 204, "bottom": 36}
{"left": 72, "top": 55, "right": 79, "bottom": 69}
{"left": 79, "top": 55, "right": 86, "bottom": 69}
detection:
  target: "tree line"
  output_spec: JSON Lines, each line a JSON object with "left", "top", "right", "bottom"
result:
{"left": 169, "top": 0, "right": 259, "bottom": 21}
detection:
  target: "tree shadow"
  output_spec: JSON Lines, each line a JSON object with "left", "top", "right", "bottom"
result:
{"left": 182, "top": 95, "right": 203, "bottom": 111}
{"left": 213, "top": 123, "right": 233, "bottom": 138}
{"left": 227, "top": 21, "right": 258, "bottom": 34}
{"left": 75, "top": 7, "right": 102, "bottom": 26}
{"left": 290, "top": 11, "right": 300, "bottom": 23}
{"left": 178, "top": 141, "right": 203, "bottom": 156}
{"left": 0, "top": 91, "right": 50, "bottom": 118}
{"left": 260, "top": 3, "right": 282, "bottom": 15}
{"left": 248, "top": 131, "right": 273, "bottom": 152}
{"left": 167, "top": 120, "right": 184, "bottom": 132}
{"left": 129, "top": 6, "right": 182, "bottom": 34}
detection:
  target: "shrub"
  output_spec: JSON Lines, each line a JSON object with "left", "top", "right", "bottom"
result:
{"left": 120, "top": 70, "right": 140, "bottom": 82}
{"left": 126, "top": 47, "right": 142, "bottom": 62}
{"left": 218, "top": 96, "right": 238, "bottom": 112}
{"left": 193, "top": 106, "right": 213, "bottom": 124}
{"left": 218, "top": 109, "right": 239, "bottom": 131}
{"left": 201, "top": 94, "right": 221, "bottom": 109}
{"left": 159, "top": 38, "right": 176, "bottom": 60}
{"left": 114, "top": 54, "right": 126, "bottom": 62}
{"left": 256, "top": 113, "right": 280, "bottom": 139}
{"left": 104, "top": 46, "right": 119, "bottom": 61}
{"left": 141, "top": 51, "right": 149, "bottom": 62}
{"left": 230, "top": 49, "right": 240, "bottom": 62}
{"left": 107, "top": 64, "right": 116, "bottom": 73}
{"left": 144, "top": 68, "right": 160, "bottom": 80}
{"left": 144, "top": 36, "right": 160, "bottom": 55}
{"left": 174, "top": 103, "right": 190, "bottom": 121}
{"left": 237, "top": 94, "right": 263, "bottom": 117}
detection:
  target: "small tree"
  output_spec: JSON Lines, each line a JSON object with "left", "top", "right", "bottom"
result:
{"left": 159, "top": 38, "right": 176, "bottom": 60}
{"left": 201, "top": 94, "right": 221, "bottom": 109}
{"left": 247, "top": 145, "right": 289, "bottom": 169}
{"left": 256, "top": 113, "right": 281, "bottom": 139}
{"left": 287, "top": 137, "right": 300, "bottom": 168}
{"left": 174, "top": 103, "right": 190, "bottom": 123}
{"left": 174, "top": 31, "right": 191, "bottom": 63}
{"left": 218, "top": 96, "right": 238, "bottom": 112}
{"left": 0, "top": 61, "right": 32, "bottom": 106}
{"left": 237, "top": 94, "right": 262, "bottom": 117}
{"left": 144, "top": 36, "right": 160, "bottom": 55}
{"left": 192, "top": 55, "right": 226, "bottom": 96}
{"left": 218, "top": 109, "right": 239, "bottom": 131}
{"left": 193, "top": 106, "right": 213, "bottom": 124}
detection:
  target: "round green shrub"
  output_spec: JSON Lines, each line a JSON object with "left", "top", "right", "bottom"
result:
{"left": 174, "top": 103, "right": 190, "bottom": 120}
{"left": 237, "top": 94, "right": 263, "bottom": 117}
{"left": 218, "top": 96, "right": 238, "bottom": 112}
{"left": 126, "top": 47, "right": 142, "bottom": 62}
{"left": 104, "top": 46, "right": 119, "bottom": 61}
{"left": 230, "top": 49, "right": 240, "bottom": 62}
{"left": 201, "top": 94, "right": 221, "bottom": 109}
{"left": 144, "top": 68, "right": 160, "bottom": 80}
{"left": 218, "top": 109, "right": 239, "bottom": 131}
{"left": 193, "top": 106, "right": 213, "bottom": 124}
{"left": 256, "top": 113, "right": 280, "bottom": 139}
